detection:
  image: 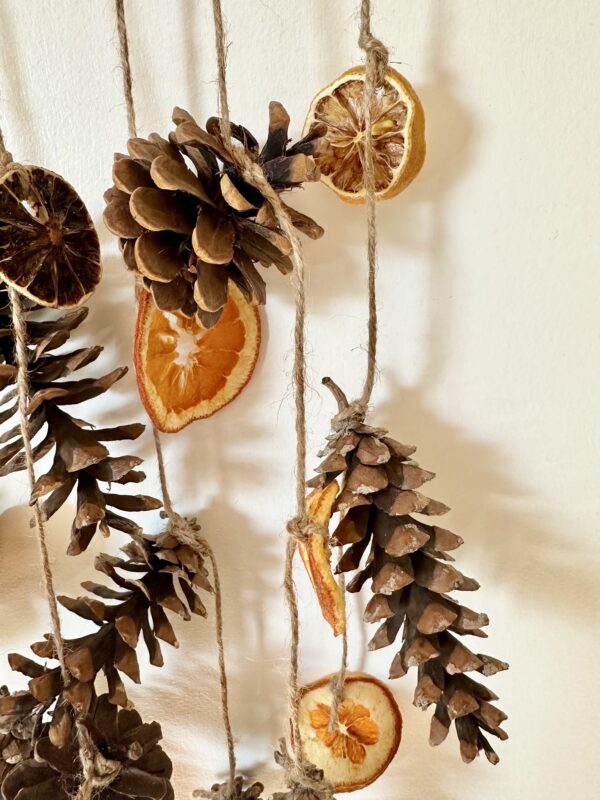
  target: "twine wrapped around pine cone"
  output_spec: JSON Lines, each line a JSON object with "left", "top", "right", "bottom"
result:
{"left": 307, "top": 378, "right": 509, "bottom": 765}
{"left": 104, "top": 104, "right": 328, "bottom": 327}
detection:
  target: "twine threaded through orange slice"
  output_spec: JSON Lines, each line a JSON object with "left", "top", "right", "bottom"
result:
{"left": 304, "top": 65, "right": 425, "bottom": 204}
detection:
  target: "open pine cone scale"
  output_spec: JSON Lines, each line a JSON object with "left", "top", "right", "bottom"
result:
{"left": 0, "top": 694, "right": 174, "bottom": 799}
{"left": 104, "top": 103, "right": 328, "bottom": 327}
{"left": 307, "top": 378, "right": 509, "bottom": 766}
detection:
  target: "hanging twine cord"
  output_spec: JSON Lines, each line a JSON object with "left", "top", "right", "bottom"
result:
{"left": 0, "top": 133, "right": 107, "bottom": 799}
{"left": 326, "top": 0, "right": 391, "bottom": 734}
{"left": 113, "top": 2, "right": 237, "bottom": 794}
{"left": 7, "top": 287, "right": 70, "bottom": 686}
{"left": 211, "top": 1, "right": 332, "bottom": 793}
{"left": 115, "top": 0, "right": 137, "bottom": 139}
{"left": 152, "top": 427, "right": 237, "bottom": 793}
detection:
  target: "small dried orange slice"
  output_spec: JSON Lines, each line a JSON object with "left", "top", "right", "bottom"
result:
{"left": 298, "top": 482, "right": 346, "bottom": 637}
{"left": 304, "top": 65, "right": 425, "bottom": 204}
{"left": 297, "top": 672, "right": 402, "bottom": 792}
{"left": 134, "top": 282, "right": 260, "bottom": 432}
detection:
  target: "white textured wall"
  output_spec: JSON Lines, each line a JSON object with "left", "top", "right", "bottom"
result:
{"left": 1, "top": 1, "right": 599, "bottom": 798}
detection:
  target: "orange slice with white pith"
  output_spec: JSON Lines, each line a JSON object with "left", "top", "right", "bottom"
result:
{"left": 298, "top": 481, "right": 346, "bottom": 637}
{"left": 304, "top": 65, "right": 425, "bottom": 203}
{"left": 134, "top": 283, "right": 260, "bottom": 432}
{"left": 297, "top": 672, "right": 402, "bottom": 792}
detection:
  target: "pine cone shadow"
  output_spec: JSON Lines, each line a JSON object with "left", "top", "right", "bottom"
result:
{"left": 374, "top": 376, "right": 598, "bottom": 627}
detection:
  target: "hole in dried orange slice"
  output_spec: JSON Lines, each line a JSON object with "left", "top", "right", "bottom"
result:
{"left": 304, "top": 65, "right": 425, "bottom": 204}
{"left": 297, "top": 672, "right": 402, "bottom": 792}
{"left": 134, "top": 282, "right": 261, "bottom": 432}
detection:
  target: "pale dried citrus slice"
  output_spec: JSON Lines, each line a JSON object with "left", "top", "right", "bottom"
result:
{"left": 304, "top": 65, "right": 425, "bottom": 203}
{"left": 297, "top": 672, "right": 402, "bottom": 792}
{"left": 298, "top": 482, "right": 346, "bottom": 637}
{"left": 134, "top": 282, "right": 260, "bottom": 432}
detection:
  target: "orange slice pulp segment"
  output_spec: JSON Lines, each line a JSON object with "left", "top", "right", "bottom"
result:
{"left": 134, "top": 282, "right": 261, "bottom": 432}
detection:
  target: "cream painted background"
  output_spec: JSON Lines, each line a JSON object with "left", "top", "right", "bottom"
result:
{"left": 0, "top": 1, "right": 599, "bottom": 798}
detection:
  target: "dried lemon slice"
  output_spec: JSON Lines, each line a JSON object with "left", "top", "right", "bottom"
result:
{"left": 304, "top": 65, "right": 425, "bottom": 203}
{"left": 297, "top": 672, "right": 402, "bottom": 792}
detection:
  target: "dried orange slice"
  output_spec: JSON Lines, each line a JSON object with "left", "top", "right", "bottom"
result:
{"left": 304, "top": 65, "right": 425, "bottom": 204}
{"left": 134, "top": 282, "right": 260, "bottom": 432}
{"left": 298, "top": 482, "right": 346, "bottom": 637}
{"left": 297, "top": 672, "right": 402, "bottom": 792}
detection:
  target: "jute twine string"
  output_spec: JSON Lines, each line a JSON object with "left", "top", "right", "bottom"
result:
{"left": 114, "top": 3, "right": 237, "bottom": 795}
{"left": 0, "top": 133, "right": 112, "bottom": 798}
{"left": 324, "top": 0, "right": 390, "bottom": 733}
{"left": 211, "top": 2, "right": 335, "bottom": 795}
{"left": 115, "top": 0, "right": 137, "bottom": 140}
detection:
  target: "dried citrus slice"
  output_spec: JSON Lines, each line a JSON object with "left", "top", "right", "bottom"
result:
{"left": 304, "top": 65, "right": 425, "bottom": 204}
{"left": 298, "top": 482, "right": 346, "bottom": 637}
{"left": 0, "top": 167, "right": 101, "bottom": 307}
{"left": 134, "top": 282, "right": 260, "bottom": 432}
{"left": 297, "top": 672, "right": 402, "bottom": 792}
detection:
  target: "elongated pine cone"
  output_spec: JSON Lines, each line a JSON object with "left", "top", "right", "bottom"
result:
{"left": 0, "top": 286, "right": 163, "bottom": 555}
{"left": 104, "top": 103, "right": 328, "bottom": 327}
{"left": 0, "top": 694, "right": 173, "bottom": 799}
{"left": 308, "top": 379, "right": 509, "bottom": 765}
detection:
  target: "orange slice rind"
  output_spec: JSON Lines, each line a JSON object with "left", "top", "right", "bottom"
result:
{"left": 297, "top": 672, "right": 402, "bottom": 792}
{"left": 134, "top": 282, "right": 260, "bottom": 432}
{"left": 304, "top": 65, "right": 425, "bottom": 204}
{"left": 298, "top": 481, "right": 346, "bottom": 637}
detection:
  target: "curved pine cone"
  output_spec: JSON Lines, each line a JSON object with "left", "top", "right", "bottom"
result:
{"left": 308, "top": 379, "right": 509, "bottom": 765}
{"left": 0, "top": 167, "right": 101, "bottom": 308}
{"left": 0, "top": 694, "right": 173, "bottom": 800}
{"left": 104, "top": 103, "right": 328, "bottom": 327}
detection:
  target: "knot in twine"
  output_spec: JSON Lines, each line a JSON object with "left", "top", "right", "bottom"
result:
{"left": 358, "top": 0, "right": 389, "bottom": 85}
{"left": 286, "top": 516, "right": 328, "bottom": 545}
{"left": 194, "top": 777, "right": 264, "bottom": 800}
{"left": 330, "top": 400, "right": 367, "bottom": 437}
{"left": 274, "top": 739, "right": 334, "bottom": 799}
{"left": 162, "top": 508, "right": 210, "bottom": 557}
{"left": 72, "top": 722, "right": 122, "bottom": 800}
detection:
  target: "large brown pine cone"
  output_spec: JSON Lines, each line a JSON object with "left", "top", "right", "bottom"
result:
{"left": 308, "top": 379, "right": 509, "bottom": 765}
{"left": 104, "top": 103, "right": 328, "bottom": 327}
{"left": 1, "top": 695, "right": 173, "bottom": 799}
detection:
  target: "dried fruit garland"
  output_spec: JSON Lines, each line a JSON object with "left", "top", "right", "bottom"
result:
{"left": 295, "top": 8, "right": 509, "bottom": 774}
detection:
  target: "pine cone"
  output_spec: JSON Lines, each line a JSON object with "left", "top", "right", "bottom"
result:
{"left": 308, "top": 378, "right": 509, "bottom": 765}
{"left": 5, "top": 524, "right": 211, "bottom": 714}
{"left": 104, "top": 103, "right": 328, "bottom": 327}
{"left": 1, "top": 694, "right": 173, "bottom": 800}
{"left": 0, "top": 287, "right": 162, "bottom": 554}
{"left": 0, "top": 688, "right": 40, "bottom": 784}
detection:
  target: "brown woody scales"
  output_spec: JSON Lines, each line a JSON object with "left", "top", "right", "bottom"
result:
{"left": 0, "top": 288, "right": 213, "bottom": 797}
{"left": 309, "top": 379, "right": 509, "bottom": 765}
{"left": 104, "top": 104, "right": 328, "bottom": 327}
